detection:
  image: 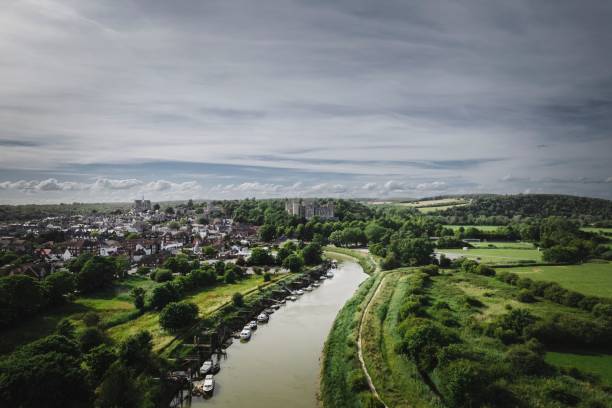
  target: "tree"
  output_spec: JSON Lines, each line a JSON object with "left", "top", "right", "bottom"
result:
{"left": 159, "top": 302, "right": 199, "bottom": 331}
{"left": 224, "top": 269, "right": 237, "bottom": 283}
{"left": 163, "top": 255, "right": 191, "bottom": 275}
{"left": 136, "top": 266, "right": 150, "bottom": 276}
{"left": 56, "top": 318, "right": 76, "bottom": 339}
{"left": 398, "top": 317, "right": 457, "bottom": 371}
{"left": 114, "top": 255, "right": 130, "bottom": 279}
{"left": 436, "top": 359, "right": 495, "bottom": 407}
{"left": 118, "top": 331, "right": 153, "bottom": 373}
{"left": 84, "top": 344, "right": 116, "bottom": 383}
{"left": 67, "top": 252, "right": 93, "bottom": 273}
{"left": 165, "top": 206, "right": 175, "bottom": 215}
{"left": 77, "top": 256, "right": 118, "bottom": 293}
{"left": 232, "top": 292, "right": 244, "bottom": 307}
{"left": 44, "top": 271, "right": 75, "bottom": 305}
{"left": 275, "top": 246, "right": 293, "bottom": 264}
{"left": 152, "top": 268, "right": 173, "bottom": 282}
{"left": 150, "top": 283, "right": 181, "bottom": 310}
{"left": 131, "top": 287, "right": 145, "bottom": 310}
{"left": 0, "top": 274, "right": 45, "bottom": 327}
{"left": 248, "top": 247, "right": 274, "bottom": 266}
{"left": 79, "top": 327, "right": 107, "bottom": 353}
{"left": 282, "top": 253, "right": 304, "bottom": 272}
{"left": 258, "top": 224, "right": 276, "bottom": 242}
{"left": 0, "top": 345, "right": 92, "bottom": 408}
{"left": 301, "top": 242, "right": 322, "bottom": 265}
{"left": 95, "top": 363, "right": 142, "bottom": 408}
{"left": 202, "top": 245, "right": 217, "bottom": 259}
{"left": 83, "top": 312, "right": 101, "bottom": 327}
{"left": 364, "top": 223, "right": 390, "bottom": 244}
{"left": 153, "top": 203, "right": 160, "bottom": 211}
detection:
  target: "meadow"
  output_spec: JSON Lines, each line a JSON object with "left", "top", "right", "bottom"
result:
{"left": 443, "top": 224, "right": 502, "bottom": 231}
{"left": 437, "top": 245, "right": 543, "bottom": 264}
{"left": 505, "top": 262, "right": 612, "bottom": 299}
{"left": 546, "top": 351, "right": 612, "bottom": 385}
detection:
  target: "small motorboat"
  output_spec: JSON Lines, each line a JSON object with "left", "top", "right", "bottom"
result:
{"left": 305, "top": 286, "right": 313, "bottom": 291}
{"left": 240, "top": 328, "right": 251, "bottom": 340}
{"left": 279, "top": 298, "right": 287, "bottom": 304}
{"left": 248, "top": 320, "right": 258, "bottom": 330}
{"left": 319, "top": 275, "right": 327, "bottom": 280}
{"left": 288, "top": 295, "right": 298, "bottom": 301}
{"left": 312, "top": 282, "right": 320, "bottom": 287}
{"left": 326, "top": 271, "right": 334, "bottom": 278}
{"left": 257, "top": 313, "right": 269, "bottom": 323}
{"left": 203, "top": 374, "right": 215, "bottom": 394}
{"left": 270, "top": 303, "right": 281, "bottom": 309}
{"left": 264, "top": 307, "right": 275, "bottom": 314}
{"left": 199, "top": 360, "right": 213, "bottom": 375}
{"left": 296, "top": 289, "right": 304, "bottom": 295}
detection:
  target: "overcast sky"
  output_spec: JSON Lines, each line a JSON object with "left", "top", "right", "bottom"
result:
{"left": 1, "top": 0, "right": 612, "bottom": 203}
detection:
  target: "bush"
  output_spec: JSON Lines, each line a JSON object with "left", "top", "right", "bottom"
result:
{"left": 263, "top": 272, "right": 272, "bottom": 282}
{"left": 420, "top": 264, "right": 439, "bottom": 276}
{"left": 475, "top": 264, "right": 495, "bottom": 276}
{"left": 347, "top": 370, "right": 369, "bottom": 392}
{"left": 83, "top": 312, "right": 100, "bottom": 327}
{"left": 517, "top": 289, "right": 536, "bottom": 303}
{"left": 397, "top": 317, "right": 459, "bottom": 371}
{"left": 232, "top": 292, "right": 244, "bottom": 307}
{"left": 79, "top": 327, "right": 106, "bottom": 352}
{"left": 593, "top": 303, "right": 612, "bottom": 320}
{"left": 152, "top": 269, "right": 173, "bottom": 282}
{"left": 504, "top": 343, "right": 547, "bottom": 375}
{"left": 435, "top": 359, "right": 496, "bottom": 407}
{"left": 136, "top": 266, "right": 150, "bottom": 276}
{"left": 150, "top": 283, "right": 181, "bottom": 310}
{"left": 159, "top": 302, "right": 199, "bottom": 331}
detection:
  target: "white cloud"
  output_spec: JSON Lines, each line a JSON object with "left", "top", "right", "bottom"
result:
{"left": 362, "top": 182, "right": 377, "bottom": 190}
{"left": 92, "top": 178, "right": 143, "bottom": 190}
{"left": 416, "top": 181, "right": 447, "bottom": 191}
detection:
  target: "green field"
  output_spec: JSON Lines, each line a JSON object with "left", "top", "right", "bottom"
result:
{"left": 581, "top": 227, "right": 612, "bottom": 235}
{"left": 506, "top": 262, "right": 612, "bottom": 299}
{"left": 469, "top": 241, "right": 535, "bottom": 249}
{"left": 546, "top": 351, "right": 612, "bottom": 385}
{"left": 444, "top": 225, "right": 504, "bottom": 232}
{"left": 108, "top": 274, "right": 284, "bottom": 351}
{"left": 438, "top": 246, "right": 543, "bottom": 264}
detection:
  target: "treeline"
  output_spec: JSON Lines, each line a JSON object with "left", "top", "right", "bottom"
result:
{"left": 439, "top": 194, "right": 612, "bottom": 223}
{"left": 0, "top": 202, "right": 130, "bottom": 221}
{"left": 0, "top": 254, "right": 134, "bottom": 329}
{"left": 0, "top": 326, "right": 167, "bottom": 407}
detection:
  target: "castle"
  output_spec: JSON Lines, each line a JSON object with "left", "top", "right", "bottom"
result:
{"left": 284, "top": 199, "right": 335, "bottom": 220}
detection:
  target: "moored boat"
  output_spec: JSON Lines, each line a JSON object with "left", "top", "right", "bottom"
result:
{"left": 199, "top": 360, "right": 213, "bottom": 375}
{"left": 203, "top": 374, "right": 215, "bottom": 394}
{"left": 257, "top": 313, "right": 269, "bottom": 323}
{"left": 240, "top": 328, "right": 251, "bottom": 340}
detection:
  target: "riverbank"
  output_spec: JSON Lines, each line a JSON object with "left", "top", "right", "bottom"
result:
{"left": 320, "top": 248, "right": 386, "bottom": 408}
{"left": 325, "top": 263, "right": 612, "bottom": 407}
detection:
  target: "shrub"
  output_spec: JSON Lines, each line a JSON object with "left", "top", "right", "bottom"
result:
{"left": 79, "top": 327, "right": 106, "bottom": 352}
{"left": 263, "top": 272, "right": 272, "bottom": 282}
{"left": 83, "top": 312, "right": 101, "bottom": 327}
{"left": 420, "top": 264, "right": 439, "bottom": 276}
{"left": 504, "top": 343, "right": 547, "bottom": 375}
{"left": 153, "top": 268, "right": 173, "bottom": 282}
{"left": 150, "top": 283, "right": 181, "bottom": 310}
{"left": 517, "top": 289, "right": 536, "bottom": 303}
{"left": 232, "top": 292, "right": 244, "bottom": 307}
{"left": 593, "top": 303, "right": 612, "bottom": 320}
{"left": 159, "top": 302, "right": 199, "bottom": 331}
{"left": 397, "top": 317, "right": 459, "bottom": 371}
{"left": 475, "top": 264, "right": 495, "bottom": 276}
{"left": 347, "top": 370, "right": 369, "bottom": 392}
{"left": 436, "top": 359, "right": 496, "bottom": 407}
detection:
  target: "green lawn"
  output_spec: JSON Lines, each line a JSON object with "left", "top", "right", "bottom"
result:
{"left": 505, "top": 262, "right": 612, "bottom": 298}
{"left": 438, "top": 247, "right": 543, "bottom": 264}
{"left": 469, "top": 241, "right": 535, "bottom": 250}
{"left": 107, "top": 274, "right": 282, "bottom": 351}
{"left": 546, "top": 351, "right": 612, "bottom": 385}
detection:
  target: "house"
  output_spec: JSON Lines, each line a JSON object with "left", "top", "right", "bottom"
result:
{"left": 65, "top": 239, "right": 100, "bottom": 257}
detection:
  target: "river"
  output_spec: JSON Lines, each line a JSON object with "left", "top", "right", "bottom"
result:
{"left": 188, "top": 260, "right": 367, "bottom": 408}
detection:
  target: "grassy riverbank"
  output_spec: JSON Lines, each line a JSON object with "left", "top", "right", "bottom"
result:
{"left": 324, "top": 246, "right": 379, "bottom": 274}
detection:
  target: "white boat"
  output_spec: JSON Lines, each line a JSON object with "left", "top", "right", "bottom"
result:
{"left": 199, "top": 360, "right": 213, "bottom": 375}
{"left": 320, "top": 275, "right": 327, "bottom": 280}
{"left": 203, "top": 374, "right": 215, "bottom": 393}
{"left": 288, "top": 295, "right": 298, "bottom": 301}
{"left": 257, "top": 313, "right": 269, "bottom": 323}
{"left": 296, "top": 289, "right": 304, "bottom": 295}
{"left": 326, "top": 271, "right": 334, "bottom": 278}
{"left": 248, "top": 320, "right": 258, "bottom": 330}
{"left": 312, "top": 282, "right": 320, "bottom": 287}
{"left": 240, "top": 328, "right": 251, "bottom": 340}
{"left": 305, "top": 286, "right": 313, "bottom": 291}
{"left": 264, "top": 307, "right": 275, "bottom": 314}
{"left": 270, "top": 303, "right": 281, "bottom": 309}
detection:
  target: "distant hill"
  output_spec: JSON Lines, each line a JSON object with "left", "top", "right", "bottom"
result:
{"left": 437, "top": 194, "right": 612, "bottom": 220}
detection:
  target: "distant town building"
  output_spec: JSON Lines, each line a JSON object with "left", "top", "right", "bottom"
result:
{"left": 134, "top": 198, "right": 152, "bottom": 212}
{"left": 284, "top": 199, "right": 335, "bottom": 220}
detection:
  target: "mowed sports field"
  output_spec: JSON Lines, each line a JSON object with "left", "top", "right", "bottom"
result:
{"left": 505, "top": 262, "right": 612, "bottom": 299}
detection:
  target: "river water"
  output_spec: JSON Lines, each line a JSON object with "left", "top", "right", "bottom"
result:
{"left": 189, "top": 260, "right": 367, "bottom": 408}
